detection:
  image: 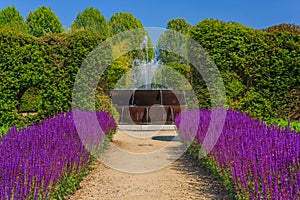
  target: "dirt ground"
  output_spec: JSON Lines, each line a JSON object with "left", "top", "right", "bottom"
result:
{"left": 68, "top": 129, "right": 233, "bottom": 200}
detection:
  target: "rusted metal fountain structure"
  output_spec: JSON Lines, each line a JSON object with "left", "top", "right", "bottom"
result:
{"left": 110, "top": 89, "right": 187, "bottom": 124}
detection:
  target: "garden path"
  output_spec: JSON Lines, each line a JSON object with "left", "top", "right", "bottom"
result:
{"left": 68, "top": 128, "right": 233, "bottom": 200}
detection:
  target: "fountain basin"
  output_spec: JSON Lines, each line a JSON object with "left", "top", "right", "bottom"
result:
{"left": 110, "top": 90, "right": 189, "bottom": 124}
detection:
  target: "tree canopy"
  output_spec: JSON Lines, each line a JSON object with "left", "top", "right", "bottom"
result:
{"left": 109, "top": 12, "right": 143, "bottom": 35}
{"left": 156, "top": 18, "right": 192, "bottom": 64}
{"left": 71, "top": 7, "right": 111, "bottom": 37}
{"left": 0, "top": 6, "right": 27, "bottom": 32}
{"left": 166, "top": 18, "right": 192, "bottom": 34}
{"left": 26, "top": 6, "right": 63, "bottom": 37}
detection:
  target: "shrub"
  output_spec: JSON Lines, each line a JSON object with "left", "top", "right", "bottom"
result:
{"left": 0, "top": 29, "right": 110, "bottom": 126}
{"left": 188, "top": 19, "right": 300, "bottom": 120}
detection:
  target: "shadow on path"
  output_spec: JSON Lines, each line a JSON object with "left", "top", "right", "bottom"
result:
{"left": 151, "top": 135, "right": 181, "bottom": 141}
{"left": 170, "top": 152, "right": 235, "bottom": 200}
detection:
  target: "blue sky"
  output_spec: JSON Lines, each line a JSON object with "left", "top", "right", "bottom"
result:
{"left": 0, "top": 0, "right": 299, "bottom": 29}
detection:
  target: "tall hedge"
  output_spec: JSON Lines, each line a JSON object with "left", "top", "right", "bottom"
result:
{"left": 189, "top": 19, "right": 300, "bottom": 120}
{"left": 0, "top": 29, "right": 106, "bottom": 126}
{"left": 1, "top": 17, "right": 299, "bottom": 126}
{"left": 0, "top": 26, "right": 158, "bottom": 126}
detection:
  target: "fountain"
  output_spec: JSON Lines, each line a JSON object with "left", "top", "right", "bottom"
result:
{"left": 110, "top": 89, "right": 188, "bottom": 124}
{"left": 110, "top": 35, "right": 189, "bottom": 125}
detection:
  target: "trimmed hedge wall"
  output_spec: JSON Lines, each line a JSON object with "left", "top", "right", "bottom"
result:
{"left": 189, "top": 19, "right": 300, "bottom": 121}
{"left": 0, "top": 28, "right": 124, "bottom": 126}
{"left": 1, "top": 19, "right": 299, "bottom": 126}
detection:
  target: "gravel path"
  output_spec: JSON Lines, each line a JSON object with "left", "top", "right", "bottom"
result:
{"left": 68, "top": 129, "right": 233, "bottom": 200}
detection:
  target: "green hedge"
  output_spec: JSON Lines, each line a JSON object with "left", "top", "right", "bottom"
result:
{"left": 0, "top": 27, "right": 157, "bottom": 127}
{"left": 1, "top": 19, "right": 299, "bottom": 126}
{"left": 0, "top": 28, "right": 116, "bottom": 126}
{"left": 189, "top": 19, "right": 300, "bottom": 121}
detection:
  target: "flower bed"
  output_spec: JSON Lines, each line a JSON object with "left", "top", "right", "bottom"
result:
{"left": 175, "top": 109, "right": 300, "bottom": 199}
{"left": 0, "top": 110, "right": 116, "bottom": 199}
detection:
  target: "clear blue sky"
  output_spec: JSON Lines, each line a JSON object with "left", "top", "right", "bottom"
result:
{"left": 0, "top": 0, "right": 299, "bottom": 29}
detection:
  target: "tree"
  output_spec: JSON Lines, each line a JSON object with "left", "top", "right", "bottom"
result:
{"left": 71, "top": 7, "right": 111, "bottom": 37}
{"left": 167, "top": 18, "right": 192, "bottom": 34}
{"left": 0, "top": 5, "right": 27, "bottom": 32}
{"left": 109, "top": 12, "right": 151, "bottom": 61}
{"left": 157, "top": 18, "right": 192, "bottom": 64}
{"left": 109, "top": 12, "right": 143, "bottom": 35}
{"left": 26, "top": 6, "right": 63, "bottom": 37}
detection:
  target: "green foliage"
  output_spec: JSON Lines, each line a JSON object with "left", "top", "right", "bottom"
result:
{"left": 265, "top": 118, "right": 300, "bottom": 133}
{"left": 99, "top": 61, "right": 130, "bottom": 90}
{"left": 165, "top": 62, "right": 191, "bottom": 80}
{"left": 19, "top": 87, "right": 40, "bottom": 112}
{"left": 0, "top": 28, "right": 40, "bottom": 125}
{"left": 155, "top": 62, "right": 192, "bottom": 90}
{"left": 186, "top": 143, "right": 237, "bottom": 198}
{"left": 26, "top": 6, "right": 63, "bottom": 37}
{"left": 157, "top": 30, "right": 189, "bottom": 64}
{"left": 264, "top": 23, "right": 300, "bottom": 34}
{"left": 40, "top": 31, "right": 107, "bottom": 114}
{"left": 0, "top": 126, "right": 8, "bottom": 138}
{"left": 279, "top": 88, "right": 300, "bottom": 121}
{"left": 109, "top": 12, "right": 143, "bottom": 35}
{"left": 190, "top": 66, "right": 211, "bottom": 108}
{"left": 51, "top": 167, "right": 90, "bottom": 200}
{"left": 189, "top": 19, "right": 300, "bottom": 120}
{"left": 2, "top": 13, "right": 299, "bottom": 124}
{"left": 0, "top": 24, "right": 157, "bottom": 126}
{"left": 95, "top": 91, "right": 120, "bottom": 123}
{"left": 222, "top": 71, "right": 245, "bottom": 102}
{"left": 238, "top": 88, "right": 273, "bottom": 119}
{"left": 0, "top": 28, "right": 112, "bottom": 126}
{"left": 0, "top": 5, "right": 27, "bottom": 32}
{"left": 157, "top": 18, "right": 192, "bottom": 65}
{"left": 97, "top": 27, "right": 155, "bottom": 90}
{"left": 166, "top": 18, "right": 192, "bottom": 34}
{"left": 71, "top": 7, "right": 111, "bottom": 38}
